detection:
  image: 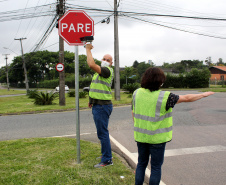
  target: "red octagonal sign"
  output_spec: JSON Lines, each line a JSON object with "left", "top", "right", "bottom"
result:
{"left": 58, "top": 10, "right": 94, "bottom": 46}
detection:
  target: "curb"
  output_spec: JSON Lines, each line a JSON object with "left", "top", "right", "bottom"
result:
{"left": 110, "top": 135, "right": 166, "bottom": 185}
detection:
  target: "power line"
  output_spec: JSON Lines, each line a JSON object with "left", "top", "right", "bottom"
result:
{"left": 120, "top": 11, "right": 226, "bottom": 21}
{"left": 31, "top": 14, "right": 58, "bottom": 52}
{"left": 66, "top": 4, "right": 226, "bottom": 21}
{"left": 123, "top": 14, "right": 226, "bottom": 39}
{"left": 1, "top": 1, "right": 226, "bottom": 55}
{"left": 15, "top": 0, "right": 30, "bottom": 40}
{"left": 0, "top": 3, "right": 56, "bottom": 22}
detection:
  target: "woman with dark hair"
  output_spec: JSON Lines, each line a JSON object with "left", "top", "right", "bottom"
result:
{"left": 132, "top": 67, "right": 214, "bottom": 185}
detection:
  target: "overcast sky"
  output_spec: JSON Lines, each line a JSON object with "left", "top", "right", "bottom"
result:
{"left": 0, "top": 0, "right": 226, "bottom": 68}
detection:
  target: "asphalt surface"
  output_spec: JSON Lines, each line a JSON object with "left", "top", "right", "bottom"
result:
{"left": 1, "top": 91, "right": 226, "bottom": 185}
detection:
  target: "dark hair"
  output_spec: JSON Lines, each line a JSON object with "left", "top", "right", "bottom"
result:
{"left": 141, "top": 67, "right": 166, "bottom": 91}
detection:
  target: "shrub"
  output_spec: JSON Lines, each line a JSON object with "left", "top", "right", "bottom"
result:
{"left": 37, "top": 80, "right": 59, "bottom": 89}
{"left": 127, "top": 94, "right": 132, "bottom": 98}
{"left": 68, "top": 90, "right": 75, "bottom": 97}
{"left": 186, "top": 68, "right": 210, "bottom": 88}
{"left": 163, "top": 73, "right": 186, "bottom": 88}
{"left": 67, "top": 90, "right": 88, "bottom": 98}
{"left": 33, "top": 91, "right": 59, "bottom": 105}
{"left": 79, "top": 91, "right": 88, "bottom": 98}
{"left": 163, "top": 68, "right": 211, "bottom": 88}
{"left": 122, "top": 83, "right": 140, "bottom": 94}
{"left": 27, "top": 89, "right": 38, "bottom": 99}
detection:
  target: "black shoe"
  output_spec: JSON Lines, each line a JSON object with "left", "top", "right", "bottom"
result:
{"left": 94, "top": 160, "right": 113, "bottom": 168}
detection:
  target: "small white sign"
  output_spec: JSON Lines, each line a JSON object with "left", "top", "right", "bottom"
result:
{"left": 56, "top": 63, "right": 64, "bottom": 72}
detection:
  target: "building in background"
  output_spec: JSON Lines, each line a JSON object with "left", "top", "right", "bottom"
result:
{"left": 209, "top": 66, "right": 226, "bottom": 81}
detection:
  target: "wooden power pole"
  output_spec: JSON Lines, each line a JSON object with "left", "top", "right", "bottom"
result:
{"left": 58, "top": 0, "right": 65, "bottom": 106}
{"left": 14, "top": 37, "right": 29, "bottom": 94}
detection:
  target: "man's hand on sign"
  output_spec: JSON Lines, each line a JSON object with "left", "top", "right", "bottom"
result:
{"left": 85, "top": 44, "right": 93, "bottom": 50}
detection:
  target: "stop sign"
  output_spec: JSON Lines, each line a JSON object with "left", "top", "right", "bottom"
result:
{"left": 58, "top": 10, "right": 94, "bottom": 46}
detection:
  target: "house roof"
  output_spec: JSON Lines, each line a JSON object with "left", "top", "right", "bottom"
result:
{"left": 210, "top": 66, "right": 226, "bottom": 72}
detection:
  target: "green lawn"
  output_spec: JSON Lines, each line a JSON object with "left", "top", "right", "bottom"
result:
{"left": 0, "top": 92, "right": 132, "bottom": 115}
{"left": 0, "top": 89, "right": 26, "bottom": 95}
{"left": 0, "top": 138, "right": 135, "bottom": 185}
{"left": 1, "top": 86, "right": 226, "bottom": 115}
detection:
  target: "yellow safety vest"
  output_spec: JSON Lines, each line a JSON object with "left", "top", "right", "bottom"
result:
{"left": 133, "top": 88, "right": 173, "bottom": 144}
{"left": 89, "top": 67, "right": 114, "bottom": 100}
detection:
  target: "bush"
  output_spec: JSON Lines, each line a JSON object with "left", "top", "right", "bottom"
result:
{"left": 163, "top": 73, "right": 186, "bottom": 88}
{"left": 33, "top": 91, "right": 59, "bottom": 105}
{"left": 186, "top": 68, "right": 210, "bottom": 88}
{"left": 68, "top": 90, "right": 75, "bottom": 97}
{"left": 79, "top": 91, "right": 88, "bottom": 98}
{"left": 122, "top": 83, "right": 140, "bottom": 94}
{"left": 27, "top": 89, "right": 38, "bottom": 99}
{"left": 67, "top": 90, "right": 88, "bottom": 98}
{"left": 163, "top": 68, "right": 211, "bottom": 88}
{"left": 36, "top": 76, "right": 92, "bottom": 89}
{"left": 37, "top": 80, "right": 59, "bottom": 89}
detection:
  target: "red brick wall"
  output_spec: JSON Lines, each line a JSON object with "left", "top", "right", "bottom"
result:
{"left": 210, "top": 74, "right": 226, "bottom": 80}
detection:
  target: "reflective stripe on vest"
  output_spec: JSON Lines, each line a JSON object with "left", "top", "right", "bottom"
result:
{"left": 91, "top": 68, "right": 114, "bottom": 87}
{"left": 89, "top": 89, "right": 111, "bottom": 94}
{"left": 134, "top": 126, "right": 173, "bottom": 135}
{"left": 89, "top": 67, "right": 113, "bottom": 100}
{"left": 134, "top": 112, "right": 172, "bottom": 123}
{"left": 133, "top": 89, "right": 173, "bottom": 143}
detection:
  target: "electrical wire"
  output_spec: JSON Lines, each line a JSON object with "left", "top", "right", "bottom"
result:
{"left": 31, "top": 14, "right": 58, "bottom": 52}
{"left": 0, "top": 3, "right": 56, "bottom": 22}
{"left": 122, "top": 14, "right": 226, "bottom": 39}
{"left": 1, "top": 1, "right": 226, "bottom": 56}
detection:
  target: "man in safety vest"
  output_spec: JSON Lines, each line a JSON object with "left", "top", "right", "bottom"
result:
{"left": 86, "top": 44, "right": 114, "bottom": 168}
{"left": 132, "top": 67, "right": 214, "bottom": 185}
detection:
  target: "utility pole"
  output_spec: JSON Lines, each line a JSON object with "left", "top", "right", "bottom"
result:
{"left": 14, "top": 38, "right": 29, "bottom": 94}
{"left": 2, "top": 54, "right": 10, "bottom": 91}
{"left": 114, "top": 0, "right": 120, "bottom": 100}
{"left": 57, "top": 0, "right": 65, "bottom": 106}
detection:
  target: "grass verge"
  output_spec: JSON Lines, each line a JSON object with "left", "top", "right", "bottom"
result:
{"left": 0, "top": 137, "right": 135, "bottom": 185}
{"left": 0, "top": 89, "right": 26, "bottom": 95}
{"left": 0, "top": 92, "right": 132, "bottom": 115}
{"left": 1, "top": 87, "right": 226, "bottom": 115}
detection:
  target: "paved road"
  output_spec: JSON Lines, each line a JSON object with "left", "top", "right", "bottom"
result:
{"left": 110, "top": 91, "right": 226, "bottom": 185}
{"left": 1, "top": 91, "right": 226, "bottom": 185}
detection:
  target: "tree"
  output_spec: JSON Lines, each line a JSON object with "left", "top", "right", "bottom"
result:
{"left": 205, "top": 57, "right": 213, "bottom": 67}
{"left": 181, "top": 60, "right": 205, "bottom": 71}
{"left": 122, "top": 66, "right": 138, "bottom": 84}
{"left": 175, "top": 63, "right": 185, "bottom": 73}
{"left": 0, "top": 51, "right": 103, "bottom": 88}
{"left": 133, "top": 60, "right": 139, "bottom": 68}
{"left": 162, "top": 62, "right": 171, "bottom": 68}
{"left": 216, "top": 58, "right": 224, "bottom": 66}
{"left": 137, "top": 62, "right": 151, "bottom": 77}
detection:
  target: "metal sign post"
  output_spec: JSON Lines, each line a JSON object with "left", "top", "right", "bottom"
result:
{"left": 74, "top": 46, "right": 80, "bottom": 163}
{"left": 58, "top": 9, "right": 94, "bottom": 164}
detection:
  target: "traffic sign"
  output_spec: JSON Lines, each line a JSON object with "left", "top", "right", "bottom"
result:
{"left": 56, "top": 63, "right": 64, "bottom": 72}
{"left": 58, "top": 10, "right": 94, "bottom": 46}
